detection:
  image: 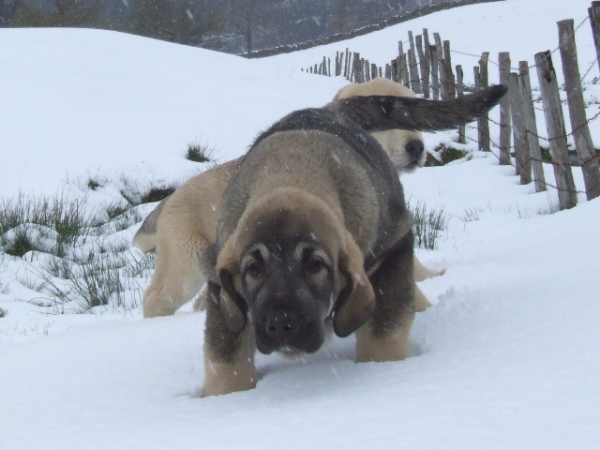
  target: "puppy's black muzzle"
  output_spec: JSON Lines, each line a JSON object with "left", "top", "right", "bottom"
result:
{"left": 254, "top": 306, "right": 325, "bottom": 355}
{"left": 265, "top": 308, "right": 300, "bottom": 342}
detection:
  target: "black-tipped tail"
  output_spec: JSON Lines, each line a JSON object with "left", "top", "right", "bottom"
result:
{"left": 329, "top": 84, "right": 507, "bottom": 132}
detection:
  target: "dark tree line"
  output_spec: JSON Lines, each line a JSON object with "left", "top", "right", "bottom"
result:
{"left": 2, "top": 0, "right": 440, "bottom": 54}
{"left": 1, "top": 0, "right": 20, "bottom": 25}
{"left": 4, "top": 0, "right": 225, "bottom": 47}
{"left": 129, "top": 0, "right": 224, "bottom": 46}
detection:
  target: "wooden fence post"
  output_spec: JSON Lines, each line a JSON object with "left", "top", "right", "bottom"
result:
{"left": 434, "top": 33, "right": 446, "bottom": 99}
{"left": 423, "top": 28, "right": 430, "bottom": 56}
{"left": 400, "top": 53, "right": 410, "bottom": 87}
{"left": 408, "top": 31, "right": 422, "bottom": 93}
{"left": 558, "top": 19, "right": 600, "bottom": 200}
{"left": 498, "top": 52, "right": 512, "bottom": 165}
{"left": 364, "top": 59, "right": 371, "bottom": 82}
{"left": 407, "top": 49, "right": 421, "bottom": 93}
{"left": 422, "top": 29, "right": 431, "bottom": 98}
{"left": 397, "top": 41, "right": 405, "bottom": 83}
{"left": 456, "top": 65, "right": 466, "bottom": 144}
{"left": 478, "top": 52, "right": 491, "bottom": 151}
{"left": 352, "top": 52, "right": 361, "bottom": 82}
{"left": 535, "top": 51, "right": 578, "bottom": 210}
{"left": 344, "top": 49, "right": 350, "bottom": 79}
{"left": 508, "top": 73, "right": 531, "bottom": 184}
{"left": 588, "top": 1, "right": 600, "bottom": 76}
{"left": 443, "top": 40, "right": 456, "bottom": 99}
{"left": 519, "top": 61, "right": 547, "bottom": 192}
{"left": 474, "top": 66, "right": 485, "bottom": 151}
{"left": 430, "top": 45, "right": 440, "bottom": 100}
{"left": 416, "top": 34, "right": 430, "bottom": 98}
{"left": 385, "top": 64, "right": 392, "bottom": 79}
{"left": 371, "top": 63, "right": 378, "bottom": 80}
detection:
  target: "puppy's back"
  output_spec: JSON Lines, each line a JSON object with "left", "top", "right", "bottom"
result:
{"left": 217, "top": 109, "right": 408, "bottom": 255}
{"left": 333, "top": 78, "right": 416, "bottom": 101}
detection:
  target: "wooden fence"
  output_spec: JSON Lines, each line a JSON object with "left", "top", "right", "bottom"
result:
{"left": 304, "top": 1, "right": 600, "bottom": 210}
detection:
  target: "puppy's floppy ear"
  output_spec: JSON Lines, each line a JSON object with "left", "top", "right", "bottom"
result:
{"left": 216, "top": 236, "right": 247, "bottom": 336}
{"left": 332, "top": 231, "right": 375, "bottom": 337}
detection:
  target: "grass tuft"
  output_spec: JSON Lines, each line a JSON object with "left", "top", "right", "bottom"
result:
{"left": 87, "top": 178, "right": 102, "bottom": 190}
{"left": 105, "top": 201, "right": 130, "bottom": 220}
{"left": 0, "top": 194, "right": 100, "bottom": 258}
{"left": 0, "top": 187, "right": 157, "bottom": 313}
{"left": 460, "top": 206, "right": 485, "bottom": 223}
{"left": 40, "top": 253, "right": 125, "bottom": 310}
{"left": 186, "top": 142, "right": 214, "bottom": 163}
{"left": 409, "top": 200, "right": 448, "bottom": 250}
{"left": 3, "top": 227, "right": 36, "bottom": 257}
{"left": 141, "top": 187, "right": 175, "bottom": 203}
{"left": 434, "top": 143, "right": 469, "bottom": 165}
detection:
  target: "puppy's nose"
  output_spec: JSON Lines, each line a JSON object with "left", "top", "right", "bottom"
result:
{"left": 265, "top": 308, "right": 299, "bottom": 342}
{"left": 405, "top": 139, "right": 425, "bottom": 159}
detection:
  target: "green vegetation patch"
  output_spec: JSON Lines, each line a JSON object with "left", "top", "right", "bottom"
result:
{"left": 409, "top": 200, "right": 449, "bottom": 251}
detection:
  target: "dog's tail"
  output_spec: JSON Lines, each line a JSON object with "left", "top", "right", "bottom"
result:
{"left": 327, "top": 84, "right": 507, "bottom": 132}
{"left": 132, "top": 197, "right": 169, "bottom": 252}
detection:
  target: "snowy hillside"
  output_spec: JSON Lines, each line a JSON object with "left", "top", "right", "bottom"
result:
{"left": 1, "top": 0, "right": 599, "bottom": 449}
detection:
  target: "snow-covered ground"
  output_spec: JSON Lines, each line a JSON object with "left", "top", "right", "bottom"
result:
{"left": 1, "top": 0, "right": 599, "bottom": 448}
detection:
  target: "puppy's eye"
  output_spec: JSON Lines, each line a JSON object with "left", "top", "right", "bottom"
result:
{"left": 305, "top": 257, "right": 327, "bottom": 275}
{"left": 245, "top": 262, "right": 263, "bottom": 279}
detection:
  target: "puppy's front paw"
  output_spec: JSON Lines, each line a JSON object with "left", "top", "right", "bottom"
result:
{"left": 202, "top": 361, "right": 257, "bottom": 397}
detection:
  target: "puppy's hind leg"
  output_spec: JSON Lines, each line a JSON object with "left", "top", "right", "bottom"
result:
{"left": 143, "top": 233, "right": 207, "bottom": 318}
{"left": 356, "top": 233, "right": 415, "bottom": 362}
{"left": 413, "top": 255, "right": 445, "bottom": 282}
{"left": 414, "top": 284, "right": 432, "bottom": 312}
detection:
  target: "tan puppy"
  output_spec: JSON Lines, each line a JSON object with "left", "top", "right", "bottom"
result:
{"left": 201, "top": 85, "right": 507, "bottom": 395}
{"left": 333, "top": 78, "right": 426, "bottom": 172}
{"left": 202, "top": 111, "right": 415, "bottom": 396}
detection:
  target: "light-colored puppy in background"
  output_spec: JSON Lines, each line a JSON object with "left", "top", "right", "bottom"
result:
{"left": 134, "top": 158, "right": 242, "bottom": 318}
{"left": 136, "top": 79, "right": 443, "bottom": 318}
{"left": 332, "top": 77, "right": 427, "bottom": 172}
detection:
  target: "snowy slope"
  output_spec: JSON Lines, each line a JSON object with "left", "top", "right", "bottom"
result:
{"left": 0, "top": 28, "right": 349, "bottom": 198}
{"left": 1, "top": 0, "right": 600, "bottom": 449}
